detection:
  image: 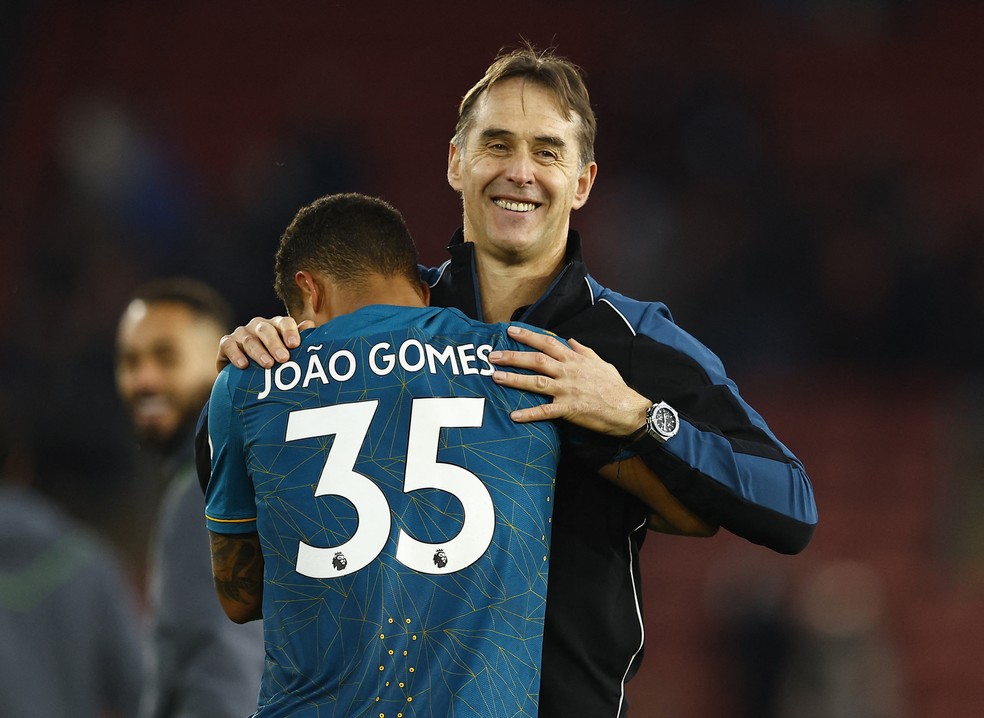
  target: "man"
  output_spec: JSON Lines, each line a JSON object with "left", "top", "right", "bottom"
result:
{"left": 218, "top": 46, "right": 818, "bottom": 716}
{"left": 115, "top": 278, "right": 264, "bottom": 717}
{"left": 205, "top": 192, "right": 564, "bottom": 716}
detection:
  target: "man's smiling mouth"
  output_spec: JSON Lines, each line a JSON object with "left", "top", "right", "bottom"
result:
{"left": 493, "top": 198, "right": 539, "bottom": 213}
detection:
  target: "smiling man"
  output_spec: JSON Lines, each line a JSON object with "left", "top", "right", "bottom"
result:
{"left": 447, "top": 78, "right": 596, "bottom": 299}
{"left": 218, "top": 44, "right": 818, "bottom": 717}
{"left": 116, "top": 278, "right": 264, "bottom": 718}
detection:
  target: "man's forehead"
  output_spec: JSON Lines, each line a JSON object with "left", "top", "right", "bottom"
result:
{"left": 118, "top": 302, "right": 205, "bottom": 344}
{"left": 472, "top": 79, "right": 578, "bottom": 135}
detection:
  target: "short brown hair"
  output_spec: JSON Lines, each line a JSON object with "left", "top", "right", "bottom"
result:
{"left": 453, "top": 42, "right": 597, "bottom": 169}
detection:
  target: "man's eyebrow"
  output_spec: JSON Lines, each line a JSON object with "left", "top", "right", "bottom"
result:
{"left": 534, "top": 134, "right": 567, "bottom": 148}
{"left": 478, "top": 128, "right": 567, "bottom": 148}
{"left": 480, "top": 127, "right": 515, "bottom": 141}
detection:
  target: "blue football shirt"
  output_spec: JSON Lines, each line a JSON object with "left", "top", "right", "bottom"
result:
{"left": 205, "top": 305, "right": 559, "bottom": 718}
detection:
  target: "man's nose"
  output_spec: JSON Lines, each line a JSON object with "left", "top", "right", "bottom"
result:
{"left": 127, "top": 359, "right": 164, "bottom": 391}
{"left": 504, "top": 152, "right": 535, "bottom": 186}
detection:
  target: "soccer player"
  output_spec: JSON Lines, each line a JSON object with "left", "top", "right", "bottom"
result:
{"left": 205, "top": 192, "right": 566, "bottom": 716}
{"left": 115, "top": 278, "right": 264, "bottom": 718}
{"left": 216, "top": 45, "right": 817, "bottom": 716}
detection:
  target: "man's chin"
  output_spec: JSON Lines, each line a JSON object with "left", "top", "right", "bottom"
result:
{"left": 133, "top": 421, "right": 178, "bottom": 452}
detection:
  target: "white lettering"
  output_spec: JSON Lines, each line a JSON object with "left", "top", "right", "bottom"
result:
{"left": 254, "top": 340, "right": 501, "bottom": 401}
{"left": 303, "top": 354, "right": 329, "bottom": 388}
{"left": 258, "top": 368, "right": 273, "bottom": 400}
{"left": 369, "top": 342, "right": 395, "bottom": 376}
{"left": 476, "top": 344, "right": 494, "bottom": 376}
{"left": 329, "top": 350, "right": 357, "bottom": 382}
{"left": 457, "top": 344, "right": 478, "bottom": 375}
{"left": 426, "top": 343, "right": 459, "bottom": 374}
{"left": 399, "top": 340, "right": 426, "bottom": 372}
{"left": 274, "top": 361, "right": 302, "bottom": 391}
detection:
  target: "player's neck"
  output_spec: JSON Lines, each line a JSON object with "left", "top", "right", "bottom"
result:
{"left": 332, "top": 276, "right": 426, "bottom": 318}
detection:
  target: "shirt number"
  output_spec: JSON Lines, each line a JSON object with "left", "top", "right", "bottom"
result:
{"left": 284, "top": 397, "right": 493, "bottom": 578}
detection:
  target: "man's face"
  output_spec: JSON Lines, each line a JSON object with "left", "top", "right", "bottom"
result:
{"left": 448, "top": 77, "right": 597, "bottom": 265}
{"left": 115, "top": 300, "right": 221, "bottom": 450}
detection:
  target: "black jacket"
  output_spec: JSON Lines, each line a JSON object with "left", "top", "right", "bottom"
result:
{"left": 422, "top": 228, "right": 817, "bottom": 717}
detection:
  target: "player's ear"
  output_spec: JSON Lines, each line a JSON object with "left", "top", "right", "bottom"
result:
{"left": 447, "top": 142, "right": 462, "bottom": 191}
{"left": 418, "top": 280, "right": 431, "bottom": 307}
{"left": 294, "top": 270, "right": 322, "bottom": 313}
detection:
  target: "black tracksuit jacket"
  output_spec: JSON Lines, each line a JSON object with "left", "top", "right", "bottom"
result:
{"left": 421, "top": 228, "right": 817, "bottom": 717}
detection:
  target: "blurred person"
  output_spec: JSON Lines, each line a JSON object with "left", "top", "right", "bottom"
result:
{"left": 217, "top": 44, "right": 818, "bottom": 716}
{"left": 115, "top": 277, "right": 264, "bottom": 718}
{"left": 0, "top": 400, "right": 143, "bottom": 718}
{"left": 704, "top": 551, "right": 797, "bottom": 718}
{"left": 776, "top": 561, "right": 906, "bottom": 718}
{"left": 203, "top": 192, "right": 715, "bottom": 717}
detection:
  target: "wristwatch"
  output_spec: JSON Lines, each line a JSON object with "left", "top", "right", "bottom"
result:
{"left": 644, "top": 401, "right": 679, "bottom": 443}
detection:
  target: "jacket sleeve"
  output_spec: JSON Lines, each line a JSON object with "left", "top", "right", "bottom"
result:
{"left": 561, "top": 297, "right": 817, "bottom": 554}
{"left": 626, "top": 310, "right": 817, "bottom": 554}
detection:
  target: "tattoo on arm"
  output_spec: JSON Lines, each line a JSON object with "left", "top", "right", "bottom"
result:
{"left": 210, "top": 532, "right": 264, "bottom": 608}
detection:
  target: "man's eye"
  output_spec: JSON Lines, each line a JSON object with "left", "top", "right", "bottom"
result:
{"left": 155, "top": 349, "right": 180, "bottom": 368}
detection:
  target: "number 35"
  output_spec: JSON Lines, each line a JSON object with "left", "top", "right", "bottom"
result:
{"left": 285, "top": 397, "right": 494, "bottom": 578}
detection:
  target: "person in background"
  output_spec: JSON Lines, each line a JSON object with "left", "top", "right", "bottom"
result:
{"left": 217, "top": 43, "right": 817, "bottom": 716}
{"left": 115, "top": 277, "right": 264, "bottom": 718}
{"left": 0, "top": 397, "right": 143, "bottom": 718}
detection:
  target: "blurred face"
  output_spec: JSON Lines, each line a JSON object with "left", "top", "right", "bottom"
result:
{"left": 448, "top": 77, "right": 597, "bottom": 267}
{"left": 115, "top": 300, "right": 222, "bottom": 450}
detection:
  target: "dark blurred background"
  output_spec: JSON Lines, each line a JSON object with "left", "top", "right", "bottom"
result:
{"left": 1, "top": 1, "right": 982, "bottom": 716}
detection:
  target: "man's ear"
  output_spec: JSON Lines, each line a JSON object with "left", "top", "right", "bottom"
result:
{"left": 571, "top": 161, "right": 598, "bottom": 211}
{"left": 294, "top": 270, "right": 322, "bottom": 314}
{"left": 419, "top": 280, "right": 431, "bottom": 307}
{"left": 447, "top": 142, "right": 462, "bottom": 192}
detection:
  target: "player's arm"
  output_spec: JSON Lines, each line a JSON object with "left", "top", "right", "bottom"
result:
{"left": 208, "top": 530, "right": 264, "bottom": 624}
{"left": 598, "top": 456, "right": 718, "bottom": 536}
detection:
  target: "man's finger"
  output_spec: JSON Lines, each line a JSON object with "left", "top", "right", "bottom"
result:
{"left": 488, "top": 348, "right": 556, "bottom": 374}
{"left": 509, "top": 401, "right": 561, "bottom": 424}
{"left": 217, "top": 335, "right": 249, "bottom": 371}
{"left": 253, "top": 324, "right": 291, "bottom": 363}
{"left": 492, "top": 369, "right": 540, "bottom": 392}
{"left": 271, "top": 316, "right": 304, "bottom": 351}
{"left": 505, "top": 325, "right": 570, "bottom": 357}
{"left": 240, "top": 334, "right": 275, "bottom": 368}
{"left": 566, "top": 337, "right": 600, "bottom": 360}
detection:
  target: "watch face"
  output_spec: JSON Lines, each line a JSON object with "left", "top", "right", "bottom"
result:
{"left": 654, "top": 406, "right": 677, "bottom": 435}
{"left": 647, "top": 402, "right": 679, "bottom": 442}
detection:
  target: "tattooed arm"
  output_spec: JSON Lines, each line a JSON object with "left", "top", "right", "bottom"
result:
{"left": 208, "top": 530, "right": 264, "bottom": 623}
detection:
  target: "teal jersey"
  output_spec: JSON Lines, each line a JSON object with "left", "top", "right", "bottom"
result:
{"left": 205, "top": 305, "right": 559, "bottom": 718}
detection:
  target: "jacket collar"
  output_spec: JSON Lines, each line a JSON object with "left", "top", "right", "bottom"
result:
{"left": 433, "top": 227, "right": 593, "bottom": 330}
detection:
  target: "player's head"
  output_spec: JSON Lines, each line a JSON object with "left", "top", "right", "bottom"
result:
{"left": 116, "top": 277, "right": 232, "bottom": 452}
{"left": 274, "top": 192, "right": 425, "bottom": 320}
{"left": 447, "top": 43, "right": 597, "bottom": 264}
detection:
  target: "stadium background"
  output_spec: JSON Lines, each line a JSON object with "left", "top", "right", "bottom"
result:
{"left": 1, "top": 1, "right": 983, "bottom": 715}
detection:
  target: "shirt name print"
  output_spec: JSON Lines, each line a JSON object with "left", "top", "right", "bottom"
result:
{"left": 256, "top": 339, "right": 496, "bottom": 400}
